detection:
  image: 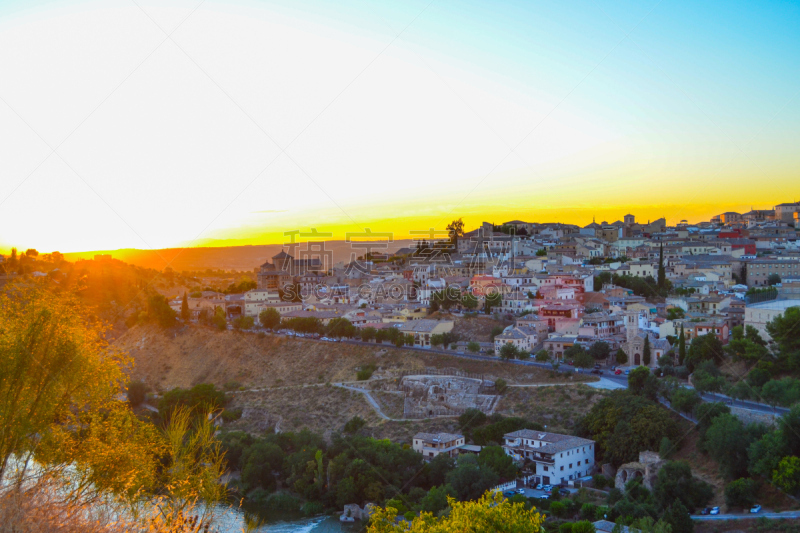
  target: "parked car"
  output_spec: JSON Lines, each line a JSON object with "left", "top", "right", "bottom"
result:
{"left": 516, "top": 488, "right": 526, "bottom": 494}
{"left": 535, "top": 483, "right": 543, "bottom": 490}
{"left": 710, "top": 507, "right": 720, "bottom": 515}
{"left": 750, "top": 504, "right": 762, "bottom": 514}
{"left": 568, "top": 361, "right": 574, "bottom": 366}
{"left": 559, "top": 488, "right": 570, "bottom": 496}
{"left": 538, "top": 494, "right": 550, "bottom": 500}
{"left": 611, "top": 366, "right": 617, "bottom": 371}
{"left": 594, "top": 364, "right": 600, "bottom": 369}
{"left": 624, "top": 369, "right": 631, "bottom": 375}
{"left": 700, "top": 507, "right": 711, "bottom": 515}
{"left": 615, "top": 369, "right": 623, "bottom": 375}
{"left": 503, "top": 491, "right": 516, "bottom": 498}
{"left": 591, "top": 369, "right": 602, "bottom": 375}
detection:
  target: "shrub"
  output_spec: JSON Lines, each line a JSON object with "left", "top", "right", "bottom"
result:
{"left": 127, "top": 381, "right": 148, "bottom": 406}
{"left": 357, "top": 364, "right": 377, "bottom": 381}
{"left": 221, "top": 408, "right": 242, "bottom": 423}
{"left": 495, "top": 378, "right": 508, "bottom": 393}
{"left": 344, "top": 416, "right": 366, "bottom": 434}
{"left": 724, "top": 478, "right": 756, "bottom": 509}
{"left": 549, "top": 501, "right": 567, "bottom": 518}
{"left": 404, "top": 511, "right": 416, "bottom": 521}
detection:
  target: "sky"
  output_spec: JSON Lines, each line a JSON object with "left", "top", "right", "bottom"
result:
{"left": 0, "top": 0, "right": 799, "bottom": 254}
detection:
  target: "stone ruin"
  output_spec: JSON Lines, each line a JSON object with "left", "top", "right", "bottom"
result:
{"left": 341, "top": 502, "right": 377, "bottom": 521}
{"left": 615, "top": 451, "right": 665, "bottom": 491}
{"left": 400, "top": 374, "right": 498, "bottom": 419}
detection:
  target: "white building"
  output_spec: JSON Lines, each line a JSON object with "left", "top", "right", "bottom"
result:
{"left": 412, "top": 432, "right": 465, "bottom": 460}
{"left": 243, "top": 289, "right": 281, "bottom": 317}
{"left": 502, "top": 430, "right": 595, "bottom": 486}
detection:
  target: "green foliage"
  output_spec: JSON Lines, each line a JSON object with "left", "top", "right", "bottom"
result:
{"left": 467, "top": 341, "right": 481, "bottom": 353}
{"left": 458, "top": 408, "right": 487, "bottom": 433}
{"left": 703, "top": 414, "right": 763, "bottom": 480}
{"left": 472, "top": 415, "right": 542, "bottom": 446}
{"left": 259, "top": 307, "right": 281, "bottom": 329}
{"left": 344, "top": 416, "right": 366, "bottom": 434}
{"left": 615, "top": 348, "right": 628, "bottom": 366}
{"left": 658, "top": 437, "right": 676, "bottom": 460}
{"left": 627, "top": 366, "right": 658, "bottom": 400}
{"left": 477, "top": 445, "right": 517, "bottom": 480}
{"left": 445, "top": 455, "right": 499, "bottom": 501}
{"left": 418, "top": 484, "right": 456, "bottom": 514}
{"left": 549, "top": 501, "right": 567, "bottom": 518}
{"left": 495, "top": 378, "right": 508, "bottom": 393}
{"left": 662, "top": 498, "right": 694, "bottom": 533}
{"left": 765, "top": 306, "right": 800, "bottom": 372}
{"left": 772, "top": 456, "right": 800, "bottom": 495}
{"left": 642, "top": 336, "right": 651, "bottom": 367}
{"left": 666, "top": 307, "right": 685, "bottom": 320}
{"left": 147, "top": 294, "right": 177, "bottom": 328}
{"left": 357, "top": 364, "right": 377, "bottom": 381}
{"left": 588, "top": 341, "right": 611, "bottom": 360}
{"left": 180, "top": 291, "right": 190, "bottom": 320}
{"left": 326, "top": 317, "right": 356, "bottom": 338}
{"left": 567, "top": 345, "right": 594, "bottom": 369}
{"left": 283, "top": 316, "right": 322, "bottom": 334}
{"left": 724, "top": 478, "right": 757, "bottom": 509}
{"left": 232, "top": 315, "right": 254, "bottom": 330}
{"left": 577, "top": 390, "right": 678, "bottom": 467}
{"left": 653, "top": 461, "right": 713, "bottom": 512}
{"left": 485, "top": 293, "right": 502, "bottom": 313}
{"left": 241, "top": 441, "right": 286, "bottom": 491}
{"left": 158, "top": 383, "right": 226, "bottom": 421}
{"left": 490, "top": 326, "right": 504, "bottom": 339}
{"left": 536, "top": 349, "right": 550, "bottom": 362}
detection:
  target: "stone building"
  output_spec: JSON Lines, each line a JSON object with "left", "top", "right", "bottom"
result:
{"left": 614, "top": 451, "right": 665, "bottom": 491}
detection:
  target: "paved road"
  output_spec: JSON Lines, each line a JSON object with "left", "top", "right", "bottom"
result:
{"left": 693, "top": 511, "right": 800, "bottom": 520}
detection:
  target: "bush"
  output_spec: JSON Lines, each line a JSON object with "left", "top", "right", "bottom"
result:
{"left": 232, "top": 315, "right": 254, "bottom": 330}
{"left": 724, "top": 478, "right": 756, "bottom": 509}
{"left": 301, "top": 501, "right": 324, "bottom": 516}
{"left": 549, "top": 501, "right": 567, "bottom": 518}
{"left": 357, "top": 364, "right": 377, "bottom": 381}
{"left": 592, "top": 474, "right": 612, "bottom": 490}
{"left": 126, "top": 381, "right": 148, "bottom": 406}
{"left": 221, "top": 408, "right": 242, "bottom": 422}
{"left": 404, "top": 511, "right": 416, "bottom": 521}
{"left": 495, "top": 378, "right": 508, "bottom": 393}
{"left": 579, "top": 503, "right": 597, "bottom": 520}
{"left": 344, "top": 416, "right": 366, "bottom": 434}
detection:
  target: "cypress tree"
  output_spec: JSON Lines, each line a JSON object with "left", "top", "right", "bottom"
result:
{"left": 678, "top": 324, "right": 686, "bottom": 365}
{"left": 658, "top": 243, "right": 666, "bottom": 290}
{"left": 180, "top": 291, "right": 190, "bottom": 321}
{"left": 643, "top": 335, "right": 652, "bottom": 366}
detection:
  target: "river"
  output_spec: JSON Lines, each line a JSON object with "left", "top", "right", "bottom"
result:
{"left": 212, "top": 505, "right": 357, "bottom": 533}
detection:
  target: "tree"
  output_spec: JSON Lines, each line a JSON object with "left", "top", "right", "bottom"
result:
{"left": 490, "top": 326, "right": 504, "bottom": 340}
{"left": 259, "top": 307, "right": 281, "bottom": 330}
{"left": 367, "top": 490, "right": 544, "bottom": 533}
{"left": 444, "top": 457, "right": 499, "bottom": 501}
{"left": 589, "top": 341, "right": 611, "bottom": 361}
{"left": 703, "top": 414, "right": 752, "bottom": 480}
{"left": 327, "top": 317, "right": 356, "bottom": 338}
{"left": 499, "top": 343, "right": 519, "bottom": 361}
{"left": 572, "top": 348, "right": 595, "bottom": 370}
{"left": 458, "top": 408, "right": 487, "bottom": 433}
{"left": 642, "top": 336, "right": 652, "bottom": 367}
{"left": 361, "top": 327, "right": 377, "bottom": 342}
{"left": 724, "top": 478, "right": 756, "bottom": 509}
{"left": 767, "top": 273, "right": 781, "bottom": 286}
{"left": 418, "top": 484, "right": 456, "bottom": 515}
{"left": 678, "top": 324, "right": 686, "bottom": 365}
{"left": 669, "top": 387, "right": 701, "bottom": 414}
{"left": 628, "top": 366, "right": 651, "bottom": 395}
{"left": 0, "top": 288, "right": 129, "bottom": 482}
{"left": 535, "top": 349, "right": 550, "bottom": 362}
{"left": 485, "top": 292, "right": 502, "bottom": 313}
{"left": 147, "top": 294, "right": 177, "bottom": 328}
{"left": 477, "top": 445, "right": 517, "bottom": 480}
{"left": 232, "top": 315, "right": 254, "bottom": 330}
{"left": 766, "top": 307, "right": 800, "bottom": 370}
{"left": 181, "top": 291, "right": 190, "bottom": 320}
{"left": 467, "top": 341, "right": 480, "bottom": 353}
{"left": 748, "top": 430, "right": 788, "bottom": 479}
{"left": 778, "top": 404, "right": 800, "bottom": 457}
{"left": 653, "top": 461, "right": 713, "bottom": 512}
{"left": 667, "top": 307, "right": 685, "bottom": 320}
{"left": 212, "top": 307, "right": 227, "bottom": 330}
{"left": 615, "top": 348, "right": 628, "bottom": 366}
{"left": 446, "top": 218, "right": 465, "bottom": 248}
{"left": 462, "top": 293, "right": 478, "bottom": 310}
{"left": 662, "top": 498, "right": 694, "bottom": 533}
{"left": 657, "top": 244, "right": 665, "bottom": 290}
{"left": 772, "top": 456, "right": 800, "bottom": 495}
{"left": 431, "top": 334, "right": 445, "bottom": 348}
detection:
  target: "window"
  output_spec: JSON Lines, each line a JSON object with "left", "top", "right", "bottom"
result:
{"left": 569, "top": 463, "right": 573, "bottom": 468}
{"left": 560, "top": 466, "right": 564, "bottom": 471}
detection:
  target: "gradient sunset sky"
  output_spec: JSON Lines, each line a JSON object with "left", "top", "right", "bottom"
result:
{"left": 1, "top": 0, "right": 799, "bottom": 253}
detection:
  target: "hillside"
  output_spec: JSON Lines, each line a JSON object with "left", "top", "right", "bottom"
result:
{"left": 116, "top": 324, "right": 592, "bottom": 391}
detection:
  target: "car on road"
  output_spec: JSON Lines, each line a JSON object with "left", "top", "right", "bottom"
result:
{"left": 615, "top": 369, "right": 622, "bottom": 375}
{"left": 535, "top": 483, "right": 543, "bottom": 490}
{"left": 591, "top": 369, "right": 602, "bottom": 375}
{"left": 750, "top": 504, "right": 762, "bottom": 514}
{"left": 624, "top": 369, "right": 631, "bottom": 375}
{"left": 594, "top": 364, "right": 600, "bottom": 369}
{"left": 611, "top": 366, "right": 616, "bottom": 371}
{"left": 502, "top": 491, "right": 516, "bottom": 498}
{"left": 700, "top": 507, "right": 711, "bottom": 515}
{"left": 537, "top": 494, "right": 549, "bottom": 500}
{"left": 516, "top": 488, "right": 526, "bottom": 494}
{"left": 710, "top": 507, "right": 720, "bottom": 515}
{"left": 559, "top": 488, "right": 570, "bottom": 496}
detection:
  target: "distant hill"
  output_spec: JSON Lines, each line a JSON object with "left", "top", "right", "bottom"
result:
{"left": 62, "top": 241, "right": 414, "bottom": 272}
